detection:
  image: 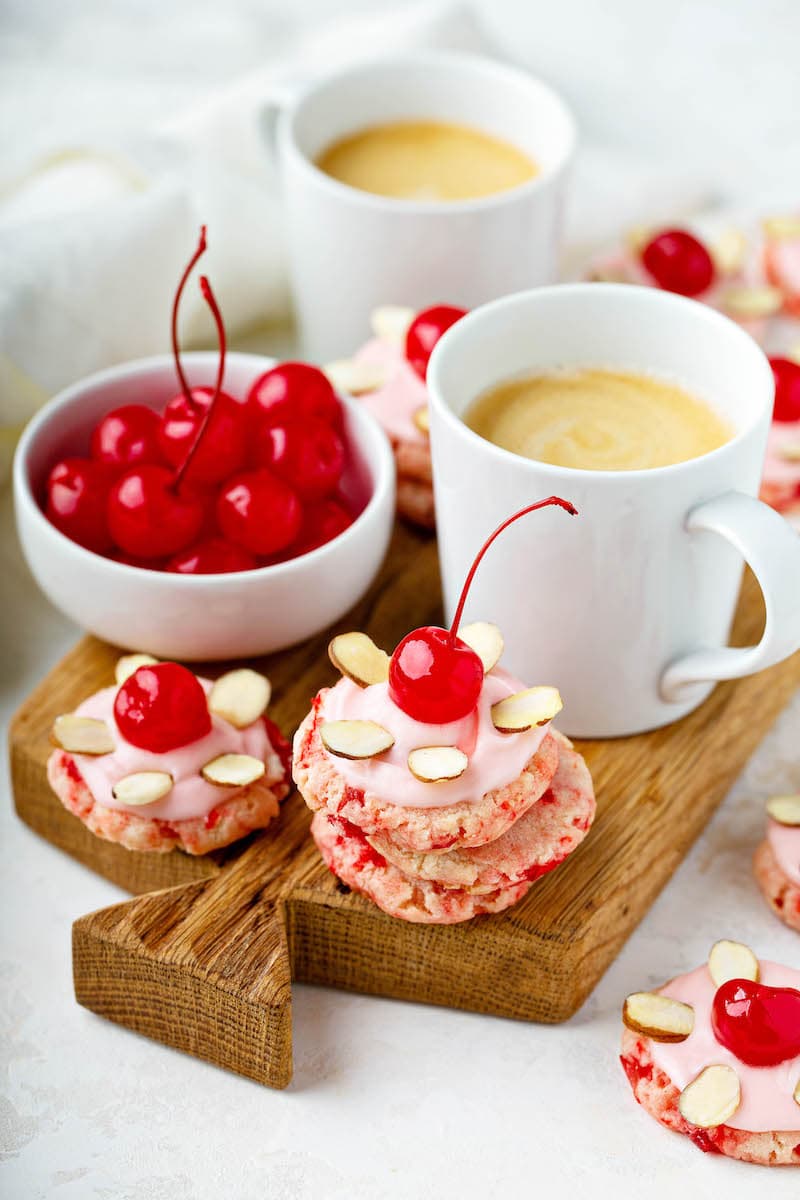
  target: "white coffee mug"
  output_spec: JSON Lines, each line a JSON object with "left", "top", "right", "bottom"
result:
{"left": 276, "top": 51, "right": 576, "bottom": 361}
{"left": 427, "top": 283, "right": 800, "bottom": 737}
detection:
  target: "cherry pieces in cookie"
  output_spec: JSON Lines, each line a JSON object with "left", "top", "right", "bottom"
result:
{"left": 41, "top": 225, "right": 354, "bottom": 572}
{"left": 621, "top": 939, "right": 800, "bottom": 1166}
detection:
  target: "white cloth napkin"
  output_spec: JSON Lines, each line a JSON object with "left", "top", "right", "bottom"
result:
{"left": 0, "top": 3, "right": 493, "bottom": 441}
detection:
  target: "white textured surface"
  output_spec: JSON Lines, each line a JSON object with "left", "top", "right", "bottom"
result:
{"left": 2, "top": 2, "right": 800, "bottom": 1197}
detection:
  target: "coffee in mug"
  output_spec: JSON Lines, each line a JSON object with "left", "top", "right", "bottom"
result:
{"left": 464, "top": 367, "right": 732, "bottom": 471}
{"left": 315, "top": 119, "right": 538, "bottom": 202}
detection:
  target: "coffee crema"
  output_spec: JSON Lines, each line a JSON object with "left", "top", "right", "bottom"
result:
{"left": 464, "top": 368, "right": 732, "bottom": 471}
{"left": 315, "top": 119, "right": 538, "bottom": 202}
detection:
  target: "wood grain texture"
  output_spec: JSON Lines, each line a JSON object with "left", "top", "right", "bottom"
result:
{"left": 9, "top": 522, "right": 799, "bottom": 1088}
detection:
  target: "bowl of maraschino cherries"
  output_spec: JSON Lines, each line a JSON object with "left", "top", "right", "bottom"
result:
{"left": 13, "top": 228, "right": 394, "bottom": 659}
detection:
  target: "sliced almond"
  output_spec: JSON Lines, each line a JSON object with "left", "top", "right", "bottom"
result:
{"left": 678, "top": 1065, "right": 741, "bottom": 1128}
{"left": 622, "top": 992, "right": 695, "bottom": 1043}
{"left": 320, "top": 720, "right": 394, "bottom": 760}
{"left": 766, "top": 793, "right": 800, "bottom": 826}
{"left": 371, "top": 305, "right": 414, "bottom": 345}
{"left": 779, "top": 442, "right": 800, "bottom": 463}
{"left": 794, "top": 1077, "right": 800, "bottom": 1107}
{"left": 324, "top": 359, "right": 388, "bottom": 396}
{"left": 711, "top": 228, "right": 747, "bottom": 275}
{"left": 491, "top": 686, "right": 563, "bottom": 733}
{"left": 328, "top": 632, "right": 390, "bottom": 688}
{"left": 413, "top": 405, "right": 430, "bottom": 435}
{"left": 763, "top": 215, "right": 800, "bottom": 241}
{"left": 587, "top": 264, "right": 629, "bottom": 283}
{"left": 51, "top": 714, "right": 115, "bottom": 756}
{"left": 408, "top": 746, "right": 468, "bottom": 783}
{"left": 209, "top": 668, "right": 271, "bottom": 729}
{"left": 721, "top": 285, "right": 783, "bottom": 318}
{"left": 201, "top": 753, "right": 265, "bottom": 787}
{"left": 114, "top": 653, "right": 158, "bottom": 685}
{"left": 458, "top": 621, "right": 504, "bottom": 674}
{"left": 625, "top": 224, "right": 653, "bottom": 255}
{"left": 708, "top": 940, "right": 759, "bottom": 987}
{"left": 112, "top": 770, "right": 173, "bottom": 806}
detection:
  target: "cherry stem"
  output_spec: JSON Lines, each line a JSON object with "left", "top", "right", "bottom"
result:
{"left": 171, "top": 274, "right": 226, "bottom": 494}
{"left": 171, "top": 225, "right": 208, "bottom": 408}
{"left": 448, "top": 497, "right": 578, "bottom": 644}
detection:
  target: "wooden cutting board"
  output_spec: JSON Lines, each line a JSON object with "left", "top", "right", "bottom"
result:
{"left": 9, "top": 522, "right": 799, "bottom": 1089}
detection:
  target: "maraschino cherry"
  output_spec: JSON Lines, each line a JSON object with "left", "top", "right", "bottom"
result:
{"left": 158, "top": 227, "right": 247, "bottom": 484}
{"left": 167, "top": 537, "right": 256, "bottom": 575}
{"left": 640, "top": 229, "right": 715, "bottom": 297}
{"left": 769, "top": 356, "right": 800, "bottom": 422}
{"left": 388, "top": 497, "right": 577, "bottom": 723}
{"left": 247, "top": 362, "right": 341, "bottom": 429}
{"left": 291, "top": 497, "right": 354, "bottom": 556}
{"left": 45, "top": 458, "right": 116, "bottom": 553}
{"left": 255, "top": 418, "right": 345, "bottom": 501}
{"left": 217, "top": 468, "right": 302, "bottom": 556}
{"left": 91, "top": 405, "right": 162, "bottom": 469}
{"left": 405, "top": 305, "right": 468, "bottom": 380}
{"left": 107, "top": 464, "right": 205, "bottom": 558}
{"left": 114, "top": 662, "right": 211, "bottom": 752}
{"left": 711, "top": 978, "right": 800, "bottom": 1067}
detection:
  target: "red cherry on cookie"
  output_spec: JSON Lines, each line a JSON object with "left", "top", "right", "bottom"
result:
{"left": 769, "top": 357, "right": 800, "bottom": 423}
{"left": 90, "top": 405, "right": 162, "bottom": 469}
{"left": 248, "top": 363, "right": 341, "bottom": 430}
{"left": 389, "top": 497, "right": 577, "bottom": 723}
{"left": 711, "top": 978, "right": 800, "bottom": 1067}
{"left": 114, "top": 662, "right": 211, "bottom": 752}
{"left": 158, "top": 387, "right": 247, "bottom": 484}
{"left": 255, "top": 418, "right": 345, "bottom": 501}
{"left": 108, "top": 465, "right": 205, "bottom": 558}
{"left": 45, "top": 458, "right": 116, "bottom": 553}
{"left": 166, "top": 537, "right": 256, "bottom": 574}
{"left": 289, "top": 496, "right": 354, "bottom": 557}
{"left": 389, "top": 625, "right": 484, "bottom": 724}
{"left": 405, "top": 305, "right": 468, "bottom": 380}
{"left": 217, "top": 468, "right": 302, "bottom": 556}
{"left": 640, "top": 229, "right": 715, "bottom": 297}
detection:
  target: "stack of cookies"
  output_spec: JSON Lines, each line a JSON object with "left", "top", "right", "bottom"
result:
{"left": 293, "top": 624, "right": 595, "bottom": 924}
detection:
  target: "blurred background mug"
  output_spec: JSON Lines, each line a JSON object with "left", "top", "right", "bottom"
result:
{"left": 275, "top": 50, "right": 576, "bottom": 361}
{"left": 427, "top": 283, "right": 800, "bottom": 738}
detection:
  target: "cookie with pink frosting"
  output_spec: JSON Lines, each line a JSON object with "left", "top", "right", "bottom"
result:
{"left": 48, "top": 655, "right": 290, "bottom": 855}
{"left": 621, "top": 940, "right": 800, "bottom": 1166}
{"left": 754, "top": 794, "right": 800, "bottom": 932}
{"left": 324, "top": 304, "right": 467, "bottom": 530}
{"left": 585, "top": 221, "right": 790, "bottom": 336}
{"left": 293, "top": 500, "right": 593, "bottom": 922}
{"left": 293, "top": 678, "right": 561, "bottom": 855}
{"left": 764, "top": 215, "right": 800, "bottom": 318}
{"left": 366, "top": 729, "right": 594, "bottom": 893}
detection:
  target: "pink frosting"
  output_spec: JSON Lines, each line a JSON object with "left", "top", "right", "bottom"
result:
{"left": 762, "top": 421, "right": 800, "bottom": 501}
{"left": 320, "top": 667, "right": 549, "bottom": 810}
{"left": 767, "top": 817, "right": 800, "bottom": 886}
{"left": 766, "top": 235, "right": 800, "bottom": 296}
{"left": 651, "top": 960, "right": 800, "bottom": 1132}
{"left": 72, "top": 681, "right": 273, "bottom": 822}
{"left": 353, "top": 337, "right": 428, "bottom": 445}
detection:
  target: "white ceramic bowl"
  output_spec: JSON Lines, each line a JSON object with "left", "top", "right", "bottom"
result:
{"left": 14, "top": 352, "right": 395, "bottom": 660}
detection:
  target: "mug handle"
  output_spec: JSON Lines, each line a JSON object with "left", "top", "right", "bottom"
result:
{"left": 660, "top": 490, "right": 800, "bottom": 701}
{"left": 258, "top": 80, "right": 302, "bottom": 163}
